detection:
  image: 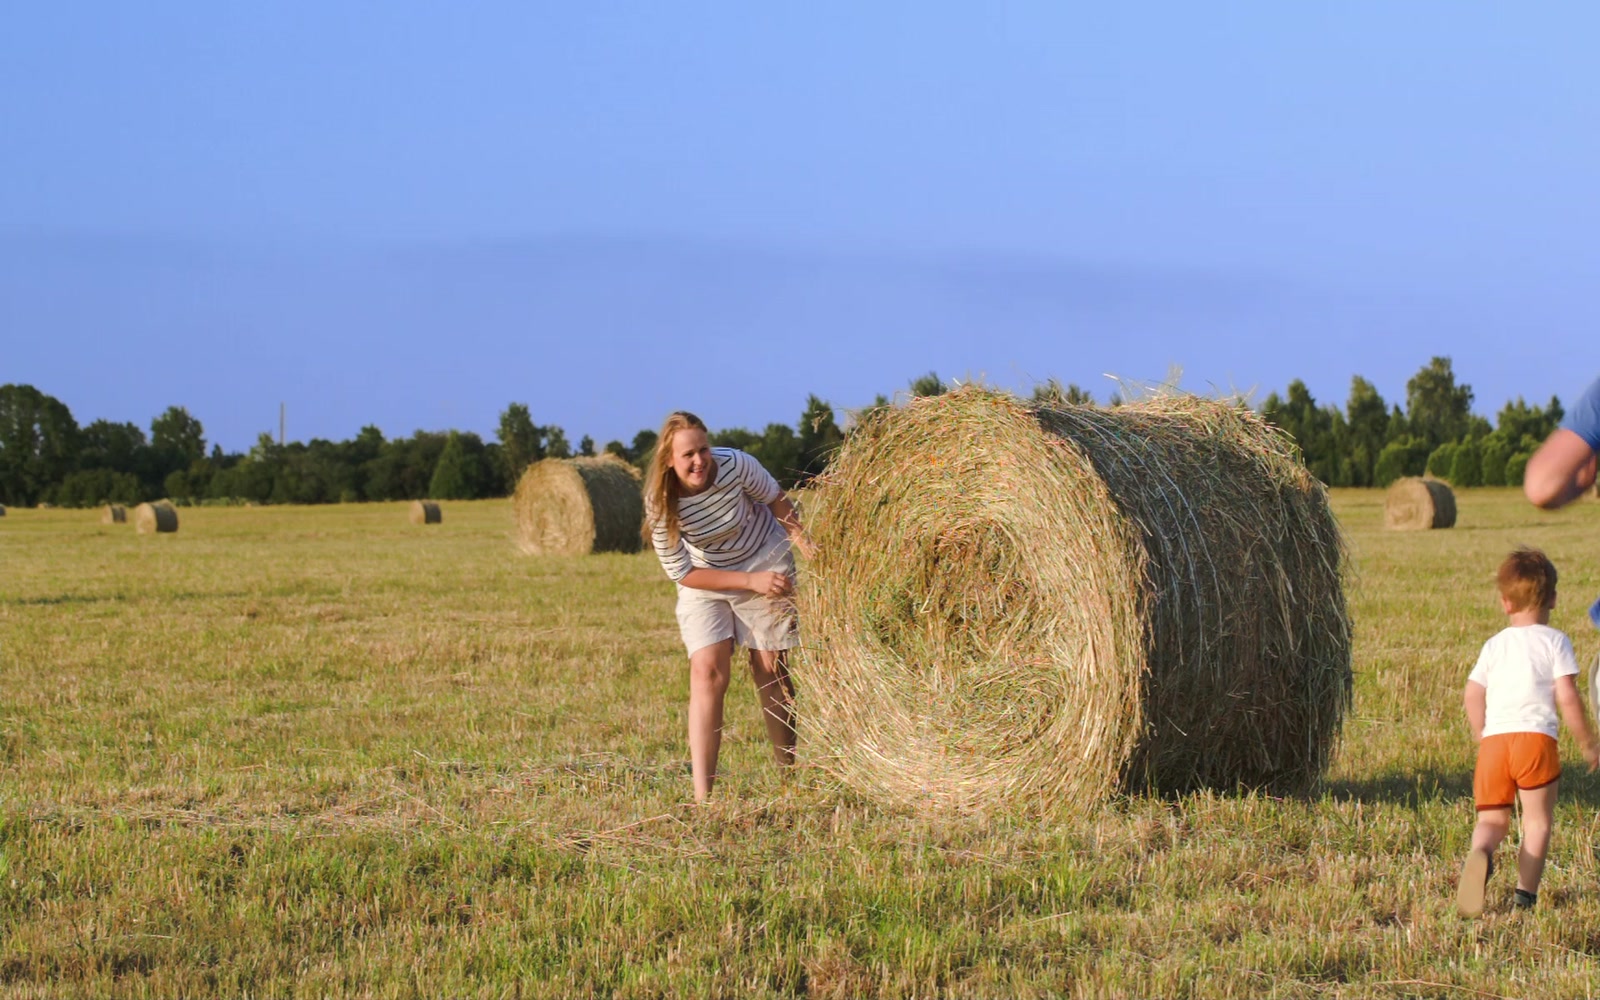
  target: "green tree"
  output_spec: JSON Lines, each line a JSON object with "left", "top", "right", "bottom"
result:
{"left": 546, "top": 427, "right": 572, "bottom": 460}
{"left": 0, "top": 384, "right": 82, "bottom": 506}
{"left": 1480, "top": 434, "right": 1512, "bottom": 487}
{"left": 150, "top": 406, "right": 205, "bottom": 477}
{"left": 1427, "top": 442, "right": 1460, "bottom": 480}
{"left": 429, "top": 432, "right": 475, "bottom": 499}
{"left": 1031, "top": 379, "right": 1094, "bottom": 406}
{"left": 1448, "top": 440, "right": 1483, "bottom": 487}
{"left": 1373, "top": 437, "right": 1431, "bottom": 487}
{"left": 579, "top": 435, "right": 596, "bottom": 457}
{"left": 1345, "top": 376, "right": 1388, "bottom": 487}
{"left": 497, "top": 403, "right": 544, "bottom": 489}
{"left": 909, "top": 372, "right": 947, "bottom": 397}
{"left": 1405, "top": 357, "right": 1473, "bottom": 450}
{"left": 797, "top": 395, "right": 845, "bottom": 485}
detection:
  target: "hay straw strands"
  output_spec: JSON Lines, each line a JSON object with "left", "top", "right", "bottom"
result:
{"left": 1383, "top": 477, "right": 1456, "bottom": 530}
{"left": 795, "top": 386, "right": 1351, "bottom": 815}
{"left": 133, "top": 501, "right": 178, "bottom": 534}
{"left": 513, "top": 455, "right": 643, "bottom": 556}
{"left": 409, "top": 501, "right": 442, "bottom": 525}
{"left": 101, "top": 504, "right": 126, "bottom": 524}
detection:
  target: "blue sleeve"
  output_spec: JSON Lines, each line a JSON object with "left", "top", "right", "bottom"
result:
{"left": 1560, "top": 377, "right": 1600, "bottom": 451}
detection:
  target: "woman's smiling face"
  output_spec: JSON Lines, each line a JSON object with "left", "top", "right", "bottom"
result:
{"left": 670, "top": 427, "right": 715, "bottom": 494}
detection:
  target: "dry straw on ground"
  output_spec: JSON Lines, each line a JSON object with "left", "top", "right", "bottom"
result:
{"left": 409, "top": 501, "right": 442, "bottom": 525}
{"left": 101, "top": 504, "right": 126, "bottom": 524}
{"left": 794, "top": 386, "right": 1352, "bottom": 815}
{"left": 513, "top": 455, "right": 644, "bottom": 556}
{"left": 134, "top": 501, "right": 178, "bottom": 534}
{"left": 1383, "top": 476, "right": 1456, "bottom": 530}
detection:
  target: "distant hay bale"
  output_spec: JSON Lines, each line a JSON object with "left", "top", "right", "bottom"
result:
{"left": 101, "top": 504, "right": 126, "bottom": 524}
{"left": 795, "top": 386, "right": 1351, "bottom": 815}
{"left": 1384, "top": 477, "right": 1456, "bottom": 530}
{"left": 133, "top": 501, "right": 178, "bottom": 534}
{"left": 514, "top": 455, "right": 644, "bottom": 556}
{"left": 0, "top": 504, "right": 6, "bottom": 516}
{"left": 410, "top": 500, "right": 442, "bottom": 525}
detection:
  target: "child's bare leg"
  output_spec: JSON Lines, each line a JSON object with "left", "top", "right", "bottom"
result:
{"left": 1470, "top": 807, "right": 1511, "bottom": 855}
{"left": 748, "top": 648, "right": 796, "bottom": 766}
{"left": 1515, "top": 781, "right": 1559, "bottom": 896}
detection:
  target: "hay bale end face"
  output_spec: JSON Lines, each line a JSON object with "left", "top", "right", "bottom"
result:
{"left": 1384, "top": 477, "right": 1456, "bottom": 530}
{"left": 133, "top": 501, "right": 178, "bottom": 534}
{"left": 101, "top": 504, "right": 126, "bottom": 524}
{"left": 410, "top": 501, "right": 442, "bottom": 525}
{"left": 514, "top": 455, "right": 644, "bottom": 556}
{"left": 794, "top": 387, "right": 1352, "bottom": 815}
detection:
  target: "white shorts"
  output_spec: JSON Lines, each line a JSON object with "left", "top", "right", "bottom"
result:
{"left": 675, "top": 544, "right": 799, "bottom": 656}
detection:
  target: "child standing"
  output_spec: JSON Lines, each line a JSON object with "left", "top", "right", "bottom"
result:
{"left": 1457, "top": 547, "right": 1600, "bottom": 917}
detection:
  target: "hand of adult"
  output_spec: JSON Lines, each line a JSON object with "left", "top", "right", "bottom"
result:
{"left": 747, "top": 570, "right": 793, "bottom": 598}
{"left": 791, "top": 533, "right": 819, "bottom": 561}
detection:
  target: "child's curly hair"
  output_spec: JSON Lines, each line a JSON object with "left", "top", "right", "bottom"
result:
{"left": 1498, "top": 547, "right": 1558, "bottom": 612}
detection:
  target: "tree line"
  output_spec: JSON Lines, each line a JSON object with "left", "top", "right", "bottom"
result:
{"left": 0, "top": 357, "right": 1559, "bottom": 508}
{"left": 0, "top": 385, "right": 847, "bottom": 508}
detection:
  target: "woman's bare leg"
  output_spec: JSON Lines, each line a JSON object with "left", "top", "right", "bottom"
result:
{"left": 688, "top": 639, "right": 734, "bottom": 802}
{"left": 749, "top": 648, "right": 796, "bottom": 766}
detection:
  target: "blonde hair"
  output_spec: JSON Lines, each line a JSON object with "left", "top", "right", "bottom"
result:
{"left": 1498, "top": 546, "right": 1558, "bottom": 612}
{"left": 641, "top": 411, "right": 709, "bottom": 547}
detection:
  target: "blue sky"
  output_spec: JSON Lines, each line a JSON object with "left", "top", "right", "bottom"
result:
{"left": 4, "top": 4, "right": 1599, "bottom": 451}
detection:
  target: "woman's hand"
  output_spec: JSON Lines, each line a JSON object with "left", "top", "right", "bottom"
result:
{"left": 791, "top": 532, "right": 818, "bottom": 561}
{"left": 747, "top": 570, "right": 793, "bottom": 597}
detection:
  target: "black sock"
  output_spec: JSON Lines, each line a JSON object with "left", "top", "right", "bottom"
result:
{"left": 1514, "top": 888, "right": 1537, "bottom": 909}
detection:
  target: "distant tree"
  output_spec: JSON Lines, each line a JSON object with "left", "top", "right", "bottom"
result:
{"left": 1373, "top": 437, "right": 1431, "bottom": 487}
{"left": 0, "top": 384, "right": 82, "bottom": 506}
{"left": 578, "top": 435, "right": 596, "bottom": 457}
{"left": 497, "top": 403, "right": 543, "bottom": 490}
{"left": 1427, "top": 442, "right": 1460, "bottom": 480}
{"left": 1494, "top": 396, "right": 1561, "bottom": 448}
{"left": 797, "top": 395, "right": 845, "bottom": 485}
{"left": 909, "top": 372, "right": 947, "bottom": 397}
{"left": 1448, "top": 440, "right": 1483, "bottom": 487}
{"left": 1345, "top": 376, "right": 1388, "bottom": 487}
{"left": 603, "top": 440, "right": 628, "bottom": 459}
{"left": 1405, "top": 357, "right": 1473, "bottom": 450}
{"left": 545, "top": 426, "right": 572, "bottom": 460}
{"left": 1480, "top": 434, "right": 1513, "bottom": 487}
{"left": 1505, "top": 451, "right": 1533, "bottom": 487}
{"left": 429, "top": 431, "right": 475, "bottom": 499}
{"left": 1030, "top": 379, "right": 1094, "bottom": 406}
{"left": 54, "top": 468, "right": 143, "bottom": 507}
{"left": 79, "top": 419, "right": 150, "bottom": 480}
{"left": 150, "top": 405, "right": 205, "bottom": 480}
{"left": 629, "top": 429, "right": 658, "bottom": 472}
{"left": 749, "top": 423, "right": 801, "bottom": 488}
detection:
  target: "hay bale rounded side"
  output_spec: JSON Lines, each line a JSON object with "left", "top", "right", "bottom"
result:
{"left": 514, "top": 455, "right": 643, "bottom": 556}
{"left": 1383, "top": 477, "right": 1456, "bottom": 530}
{"left": 795, "top": 387, "right": 1351, "bottom": 814}
{"left": 101, "top": 504, "right": 127, "bottom": 524}
{"left": 133, "top": 501, "right": 178, "bottom": 534}
{"left": 410, "top": 500, "right": 442, "bottom": 525}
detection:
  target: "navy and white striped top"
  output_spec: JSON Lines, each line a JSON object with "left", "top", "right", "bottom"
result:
{"left": 651, "top": 448, "right": 787, "bottom": 582}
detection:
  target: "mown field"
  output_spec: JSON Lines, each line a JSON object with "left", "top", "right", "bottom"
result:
{"left": 6, "top": 490, "right": 1600, "bottom": 998}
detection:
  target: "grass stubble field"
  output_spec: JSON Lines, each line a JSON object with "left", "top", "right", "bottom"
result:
{"left": 6, "top": 492, "right": 1600, "bottom": 998}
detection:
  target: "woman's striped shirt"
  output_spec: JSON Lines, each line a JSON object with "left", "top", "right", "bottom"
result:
{"left": 651, "top": 448, "right": 786, "bottom": 582}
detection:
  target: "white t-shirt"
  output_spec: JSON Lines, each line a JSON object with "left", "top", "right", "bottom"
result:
{"left": 651, "top": 448, "right": 788, "bottom": 582}
{"left": 1467, "top": 624, "right": 1579, "bottom": 739}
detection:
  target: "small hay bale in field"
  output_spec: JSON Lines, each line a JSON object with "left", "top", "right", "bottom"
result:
{"left": 0, "top": 504, "right": 6, "bottom": 516}
{"left": 514, "top": 455, "right": 643, "bottom": 556}
{"left": 1383, "top": 477, "right": 1456, "bottom": 530}
{"left": 133, "top": 501, "right": 178, "bottom": 534}
{"left": 410, "top": 500, "right": 442, "bottom": 525}
{"left": 101, "top": 504, "right": 126, "bottom": 524}
{"left": 795, "top": 386, "right": 1351, "bottom": 815}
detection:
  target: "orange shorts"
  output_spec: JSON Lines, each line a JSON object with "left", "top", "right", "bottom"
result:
{"left": 1474, "top": 732, "right": 1562, "bottom": 810}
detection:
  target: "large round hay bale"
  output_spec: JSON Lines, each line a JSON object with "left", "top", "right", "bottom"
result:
{"left": 410, "top": 500, "right": 442, "bottom": 525}
{"left": 795, "top": 387, "right": 1351, "bottom": 814}
{"left": 133, "top": 501, "right": 178, "bottom": 534}
{"left": 1383, "top": 477, "right": 1456, "bottom": 530}
{"left": 101, "top": 504, "right": 126, "bottom": 524}
{"left": 514, "top": 455, "right": 644, "bottom": 556}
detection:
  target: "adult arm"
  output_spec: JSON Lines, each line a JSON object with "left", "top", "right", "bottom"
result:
{"left": 1463, "top": 680, "right": 1486, "bottom": 744}
{"left": 679, "top": 567, "right": 792, "bottom": 597}
{"left": 767, "top": 494, "right": 817, "bottom": 560}
{"left": 1523, "top": 429, "right": 1598, "bottom": 510}
{"left": 1553, "top": 674, "right": 1600, "bottom": 771}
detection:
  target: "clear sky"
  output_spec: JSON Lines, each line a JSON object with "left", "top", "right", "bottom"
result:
{"left": 5, "top": 3, "right": 1599, "bottom": 451}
